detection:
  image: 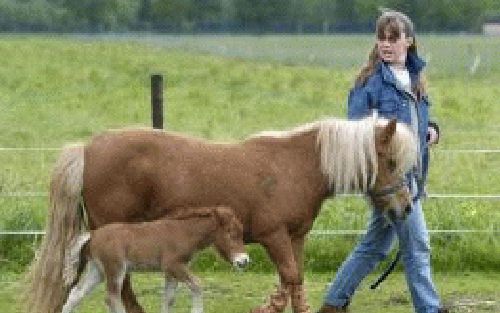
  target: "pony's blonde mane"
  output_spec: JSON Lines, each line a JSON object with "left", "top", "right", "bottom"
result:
{"left": 316, "top": 117, "right": 377, "bottom": 193}
{"left": 254, "top": 116, "right": 417, "bottom": 194}
{"left": 250, "top": 121, "right": 319, "bottom": 139}
{"left": 318, "top": 116, "right": 417, "bottom": 193}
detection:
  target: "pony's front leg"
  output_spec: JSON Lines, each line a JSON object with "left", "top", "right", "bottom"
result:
{"left": 251, "top": 228, "right": 301, "bottom": 313}
{"left": 290, "top": 237, "right": 311, "bottom": 313}
{"left": 162, "top": 275, "right": 178, "bottom": 313}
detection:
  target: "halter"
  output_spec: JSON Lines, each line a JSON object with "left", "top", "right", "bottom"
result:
{"left": 368, "top": 179, "right": 408, "bottom": 198}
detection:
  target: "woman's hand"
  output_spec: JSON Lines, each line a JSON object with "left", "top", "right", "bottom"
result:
{"left": 427, "top": 126, "right": 439, "bottom": 146}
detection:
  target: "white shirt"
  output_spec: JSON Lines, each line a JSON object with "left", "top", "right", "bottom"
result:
{"left": 389, "top": 64, "right": 422, "bottom": 178}
{"left": 389, "top": 65, "right": 411, "bottom": 92}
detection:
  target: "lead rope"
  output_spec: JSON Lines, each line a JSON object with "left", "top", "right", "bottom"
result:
{"left": 370, "top": 250, "right": 401, "bottom": 289}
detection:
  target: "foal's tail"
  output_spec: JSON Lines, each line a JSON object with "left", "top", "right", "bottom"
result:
{"left": 24, "top": 144, "right": 85, "bottom": 313}
{"left": 63, "top": 232, "right": 91, "bottom": 288}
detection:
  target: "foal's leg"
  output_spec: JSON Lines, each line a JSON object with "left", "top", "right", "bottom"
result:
{"left": 167, "top": 264, "right": 203, "bottom": 313}
{"left": 104, "top": 262, "right": 128, "bottom": 313}
{"left": 62, "top": 260, "right": 103, "bottom": 313}
{"left": 162, "top": 275, "right": 178, "bottom": 313}
{"left": 88, "top": 219, "right": 145, "bottom": 313}
{"left": 121, "top": 275, "right": 146, "bottom": 313}
{"left": 185, "top": 275, "right": 203, "bottom": 313}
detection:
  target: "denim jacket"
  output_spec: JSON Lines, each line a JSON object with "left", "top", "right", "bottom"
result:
{"left": 347, "top": 52, "right": 431, "bottom": 197}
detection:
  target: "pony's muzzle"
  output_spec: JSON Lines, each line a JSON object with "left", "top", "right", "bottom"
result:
{"left": 388, "top": 205, "right": 409, "bottom": 220}
{"left": 232, "top": 253, "right": 250, "bottom": 270}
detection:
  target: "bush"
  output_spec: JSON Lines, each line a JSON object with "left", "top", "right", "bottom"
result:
{"left": 0, "top": 210, "right": 42, "bottom": 272}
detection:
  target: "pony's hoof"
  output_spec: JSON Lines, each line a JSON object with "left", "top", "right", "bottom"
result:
{"left": 250, "top": 306, "right": 273, "bottom": 313}
{"left": 292, "top": 305, "right": 312, "bottom": 313}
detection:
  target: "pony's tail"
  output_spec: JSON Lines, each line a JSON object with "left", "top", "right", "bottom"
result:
{"left": 24, "top": 144, "right": 85, "bottom": 313}
{"left": 63, "top": 232, "right": 91, "bottom": 288}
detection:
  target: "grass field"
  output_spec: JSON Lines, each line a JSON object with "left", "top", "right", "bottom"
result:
{"left": 0, "top": 34, "right": 499, "bottom": 277}
{"left": 1, "top": 271, "right": 499, "bottom": 313}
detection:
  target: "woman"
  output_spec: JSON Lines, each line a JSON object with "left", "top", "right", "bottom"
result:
{"left": 317, "top": 10, "right": 447, "bottom": 313}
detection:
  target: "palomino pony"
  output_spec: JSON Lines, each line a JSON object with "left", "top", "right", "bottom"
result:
{"left": 60, "top": 206, "right": 249, "bottom": 313}
{"left": 26, "top": 116, "right": 417, "bottom": 313}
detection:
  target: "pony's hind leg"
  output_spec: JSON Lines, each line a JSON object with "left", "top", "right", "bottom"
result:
{"left": 104, "top": 261, "right": 127, "bottom": 313}
{"left": 62, "top": 260, "right": 103, "bottom": 313}
{"left": 162, "top": 275, "right": 178, "bottom": 313}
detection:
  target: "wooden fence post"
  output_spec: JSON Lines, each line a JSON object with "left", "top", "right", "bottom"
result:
{"left": 151, "top": 74, "right": 164, "bottom": 129}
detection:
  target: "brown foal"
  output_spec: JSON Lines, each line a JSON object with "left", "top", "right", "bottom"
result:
{"left": 60, "top": 206, "right": 249, "bottom": 313}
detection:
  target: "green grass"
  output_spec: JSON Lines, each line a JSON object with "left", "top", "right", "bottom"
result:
{"left": 1, "top": 271, "right": 499, "bottom": 313}
{"left": 130, "top": 34, "right": 500, "bottom": 76}
{"left": 0, "top": 34, "right": 499, "bottom": 273}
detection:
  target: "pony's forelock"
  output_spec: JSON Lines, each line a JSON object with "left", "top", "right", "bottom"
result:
{"left": 376, "top": 118, "right": 418, "bottom": 175}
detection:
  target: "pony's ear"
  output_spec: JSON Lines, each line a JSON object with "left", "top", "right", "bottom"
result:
{"left": 382, "top": 119, "right": 397, "bottom": 144}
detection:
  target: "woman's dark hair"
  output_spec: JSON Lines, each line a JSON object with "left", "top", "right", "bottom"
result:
{"left": 355, "top": 10, "right": 426, "bottom": 99}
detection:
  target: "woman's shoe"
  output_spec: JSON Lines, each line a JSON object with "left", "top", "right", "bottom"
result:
{"left": 316, "top": 304, "right": 348, "bottom": 313}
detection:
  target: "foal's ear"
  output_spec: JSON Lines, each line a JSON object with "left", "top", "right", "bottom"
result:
{"left": 214, "top": 206, "right": 234, "bottom": 225}
{"left": 381, "top": 119, "right": 397, "bottom": 144}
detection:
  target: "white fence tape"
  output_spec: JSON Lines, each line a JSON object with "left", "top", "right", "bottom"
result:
{"left": 2, "top": 192, "right": 500, "bottom": 199}
{"left": 310, "top": 229, "right": 500, "bottom": 236}
{"left": 440, "top": 149, "right": 500, "bottom": 153}
{"left": 0, "top": 148, "right": 60, "bottom": 151}
{"left": 1, "top": 148, "right": 500, "bottom": 153}
{"left": 1, "top": 229, "right": 498, "bottom": 236}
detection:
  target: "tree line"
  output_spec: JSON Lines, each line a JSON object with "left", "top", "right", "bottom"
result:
{"left": 0, "top": 0, "right": 499, "bottom": 33}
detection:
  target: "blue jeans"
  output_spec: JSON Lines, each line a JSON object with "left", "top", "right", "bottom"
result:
{"left": 324, "top": 199, "right": 441, "bottom": 313}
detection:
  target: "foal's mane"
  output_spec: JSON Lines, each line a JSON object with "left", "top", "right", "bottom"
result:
{"left": 164, "top": 206, "right": 232, "bottom": 221}
{"left": 252, "top": 116, "right": 417, "bottom": 194}
{"left": 164, "top": 207, "right": 214, "bottom": 220}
